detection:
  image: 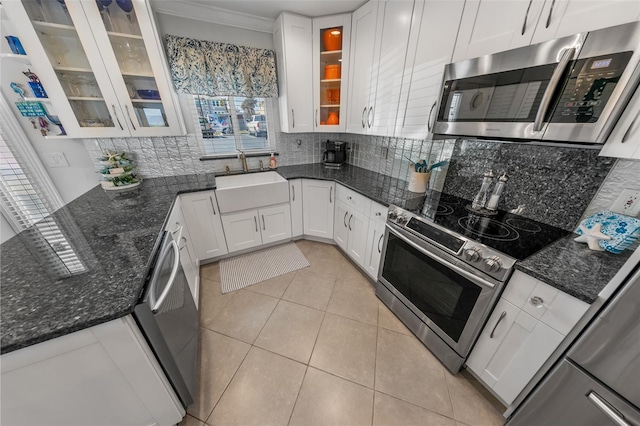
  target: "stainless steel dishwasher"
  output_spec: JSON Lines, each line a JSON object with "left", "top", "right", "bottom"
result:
{"left": 133, "top": 231, "right": 198, "bottom": 407}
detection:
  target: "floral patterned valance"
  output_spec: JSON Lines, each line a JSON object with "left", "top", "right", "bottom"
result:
{"left": 164, "top": 34, "right": 278, "bottom": 98}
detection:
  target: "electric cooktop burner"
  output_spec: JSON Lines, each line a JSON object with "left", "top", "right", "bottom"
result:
{"left": 403, "top": 192, "right": 570, "bottom": 261}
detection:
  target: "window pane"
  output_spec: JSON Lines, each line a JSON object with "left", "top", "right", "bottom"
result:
{"left": 233, "top": 97, "right": 269, "bottom": 150}
{"left": 195, "top": 95, "right": 236, "bottom": 155}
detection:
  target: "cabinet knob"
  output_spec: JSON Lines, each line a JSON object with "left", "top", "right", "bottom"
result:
{"left": 529, "top": 296, "right": 544, "bottom": 308}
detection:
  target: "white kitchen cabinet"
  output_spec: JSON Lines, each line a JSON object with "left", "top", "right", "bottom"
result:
{"left": 394, "top": 0, "right": 465, "bottom": 139}
{"left": 531, "top": 0, "right": 640, "bottom": 44}
{"left": 334, "top": 200, "right": 369, "bottom": 267}
{"left": 346, "top": 0, "right": 379, "bottom": 134}
{"left": 363, "top": 220, "right": 385, "bottom": 280}
{"left": 1, "top": 317, "right": 183, "bottom": 426}
{"left": 334, "top": 201, "right": 350, "bottom": 251}
{"left": 165, "top": 198, "right": 199, "bottom": 305}
{"left": 258, "top": 204, "right": 292, "bottom": 245}
{"left": 452, "top": 0, "right": 547, "bottom": 62}
{"left": 222, "top": 204, "right": 292, "bottom": 253}
{"left": 302, "top": 179, "right": 335, "bottom": 239}
{"left": 312, "top": 14, "right": 351, "bottom": 132}
{"left": 289, "top": 179, "right": 303, "bottom": 237}
{"left": 273, "top": 13, "right": 314, "bottom": 133}
{"left": 180, "top": 191, "right": 228, "bottom": 261}
{"left": 466, "top": 270, "right": 589, "bottom": 405}
{"left": 599, "top": 85, "right": 640, "bottom": 159}
{"left": 3, "top": 0, "right": 184, "bottom": 138}
{"left": 368, "top": 0, "right": 416, "bottom": 136}
{"left": 221, "top": 209, "right": 263, "bottom": 253}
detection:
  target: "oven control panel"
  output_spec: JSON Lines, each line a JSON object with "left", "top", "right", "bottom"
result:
{"left": 387, "top": 206, "right": 515, "bottom": 281}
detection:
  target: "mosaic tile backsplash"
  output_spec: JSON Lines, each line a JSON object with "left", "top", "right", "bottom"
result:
{"left": 443, "top": 139, "right": 616, "bottom": 231}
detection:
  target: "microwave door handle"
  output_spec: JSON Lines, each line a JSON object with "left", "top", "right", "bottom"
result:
{"left": 533, "top": 47, "right": 576, "bottom": 132}
{"left": 150, "top": 240, "right": 180, "bottom": 313}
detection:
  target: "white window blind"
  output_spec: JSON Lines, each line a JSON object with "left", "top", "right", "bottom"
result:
{"left": 0, "top": 94, "right": 85, "bottom": 276}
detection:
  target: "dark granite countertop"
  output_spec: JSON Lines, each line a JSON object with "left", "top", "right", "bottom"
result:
{"left": 1, "top": 162, "right": 629, "bottom": 354}
{"left": 515, "top": 234, "right": 634, "bottom": 304}
{"left": 0, "top": 164, "right": 419, "bottom": 354}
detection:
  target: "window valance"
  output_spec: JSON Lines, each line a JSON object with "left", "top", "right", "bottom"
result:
{"left": 164, "top": 35, "right": 278, "bottom": 98}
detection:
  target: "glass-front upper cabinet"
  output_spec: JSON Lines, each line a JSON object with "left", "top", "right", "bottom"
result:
{"left": 312, "top": 15, "right": 351, "bottom": 132}
{"left": 4, "top": 0, "right": 184, "bottom": 138}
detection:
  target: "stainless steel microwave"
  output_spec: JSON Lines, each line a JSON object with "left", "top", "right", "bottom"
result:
{"left": 433, "top": 21, "right": 640, "bottom": 143}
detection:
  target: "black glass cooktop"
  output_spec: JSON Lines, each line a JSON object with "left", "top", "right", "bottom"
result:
{"left": 406, "top": 192, "right": 570, "bottom": 261}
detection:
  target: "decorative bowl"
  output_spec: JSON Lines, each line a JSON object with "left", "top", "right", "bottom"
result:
{"left": 136, "top": 89, "right": 160, "bottom": 100}
{"left": 323, "top": 28, "right": 342, "bottom": 51}
{"left": 324, "top": 65, "right": 341, "bottom": 80}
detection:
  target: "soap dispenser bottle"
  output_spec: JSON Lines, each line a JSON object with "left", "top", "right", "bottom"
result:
{"left": 269, "top": 153, "right": 277, "bottom": 169}
{"left": 472, "top": 169, "right": 494, "bottom": 210}
{"left": 486, "top": 173, "right": 508, "bottom": 211}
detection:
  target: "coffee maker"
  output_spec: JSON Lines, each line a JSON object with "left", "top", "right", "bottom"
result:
{"left": 323, "top": 140, "right": 348, "bottom": 168}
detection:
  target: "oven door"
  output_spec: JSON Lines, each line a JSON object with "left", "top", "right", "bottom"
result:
{"left": 378, "top": 224, "right": 503, "bottom": 358}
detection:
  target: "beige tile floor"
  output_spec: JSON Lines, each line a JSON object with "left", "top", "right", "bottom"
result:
{"left": 181, "top": 240, "right": 506, "bottom": 426}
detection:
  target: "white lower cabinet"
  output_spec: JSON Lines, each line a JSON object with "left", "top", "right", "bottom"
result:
{"left": 289, "top": 179, "right": 304, "bottom": 237}
{"left": 364, "top": 221, "right": 385, "bottom": 280}
{"left": 222, "top": 204, "right": 292, "bottom": 253}
{"left": 0, "top": 317, "right": 183, "bottom": 426}
{"left": 302, "top": 179, "right": 335, "bottom": 238}
{"left": 466, "top": 270, "right": 589, "bottom": 405}
{"left": 333, "top": 201, "right": 369, "bottom": 267}
{"left": 179, "top": 191, "right": 228, "bottom": 261}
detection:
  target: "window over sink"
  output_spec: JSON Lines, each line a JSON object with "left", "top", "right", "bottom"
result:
{"left": 192, "top": 95, "right": 275, "bottom": 156}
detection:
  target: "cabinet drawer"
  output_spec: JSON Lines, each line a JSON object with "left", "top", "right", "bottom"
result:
{"left": 503, "top": 270, "right": 588, "bottom": 335}
{"left": 336, "top": 184, "right": 371, "bottom": 214}
{"left": 369, "top": 201, "right": 388, "bottom": 224}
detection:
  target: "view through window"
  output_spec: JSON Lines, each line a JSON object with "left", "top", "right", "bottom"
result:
{"left": 194, "top": 95, "right": 273, "bottom": 155}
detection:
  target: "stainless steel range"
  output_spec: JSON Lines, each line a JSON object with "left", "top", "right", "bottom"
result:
{"left": 376, "top": 192, "right": 569, "bottom": 373}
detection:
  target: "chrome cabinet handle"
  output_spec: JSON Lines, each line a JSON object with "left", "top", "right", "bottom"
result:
{"left": 545, "top": 0, "right": 556, "bottom": 28}
{"left": 427, "top": 101, "right": 437, "bottom": 131}
{"left": 150, "top": 240, "right": 180, "bottom": 312}
{"left": 378, "top": 234, "right": 383, "bottom": 253}
{"left": 622, "top": 114, "right": 639, "bottom": 143}
{"left": 292, "top": 184, "right": 295, "bottom": 201}
{"left": 171, "top": 221, "right": 181, "bottom": 234}
{"left": 315, "top": 109, "right": 318, "bottom": 127}
{"left": 521, "top": 0, "right": 533, "bottom": 35}
{"left": 533, "top": 47, "right": 576, "bottom": 132}
{"left": 292, "top": 109, "right": 295, "bottom": 128}
{"left": 587, "top": 392, "right": 630, "bottom": 426}
{"left": 348, "top": 214, "right": 353, "bottom": 231}
{"left": 262, "top": 214, "right": 265, "bottom": 230}
{"left": 329, "top": 186, "right": 333, "bottom": 203}
{"left": 344, "top": 211, "right": 349, "bottom": 227}
{"left": 124, "top": 105, "right": 136, "bottom": 130}
{"left": 529, "top": 296, "right": 544, "bottom": 307}
{"left": 490, "top": 311, "right": 507, "bottom": 338}
{"left": 179, "top": 236, "right": 187, "bottom": 250}
{"left": 254, "top": 216, "right": 258, "bottom": 232}
{"left": 362, "top": 107, "right": 367, "bottom": 128}
{"left": 112, "top": 104, "right": 124, "bottom": 130}
{"left": 367, "top": 106, "right": 373, "bottom": 128}
{"left": 209, "top": 196, "right": 216, "bottom": 215}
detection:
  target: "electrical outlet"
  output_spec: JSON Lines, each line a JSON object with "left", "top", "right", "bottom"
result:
{"left": 611, "top": 189, "right": 640, "bottom": 216}
{"left": 44, "top": 152, "right": 69, "bottom": 168}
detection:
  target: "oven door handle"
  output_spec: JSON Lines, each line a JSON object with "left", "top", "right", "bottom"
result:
{"left": 385, "top": 224, "right": 496, "bottom": 289}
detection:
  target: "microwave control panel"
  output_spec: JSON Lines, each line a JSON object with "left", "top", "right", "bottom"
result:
{"left": 550, "top": 51, "right": 633, "bottom": 123}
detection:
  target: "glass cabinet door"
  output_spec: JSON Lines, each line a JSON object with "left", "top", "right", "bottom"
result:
{"left": 89, "top": 0, "right": 169, "bottom": 130}
{"left": 313, "top": 15, "right": 351, "bottom": 132}
{"left": 21, "top": 0, "right": 118, "bottom": 130}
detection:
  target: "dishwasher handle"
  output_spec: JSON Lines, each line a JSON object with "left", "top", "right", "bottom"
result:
{"left": 149, "top": 239, "right": 180, "bottom": 313}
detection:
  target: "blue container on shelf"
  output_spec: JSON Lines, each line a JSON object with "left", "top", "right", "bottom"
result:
{"left": 136, "top": 89, "right": 161, "bottom": 100}
{"left": 28, "top": 81, "right": 48, "bottom": 98}
{"left": 5, "top": 36, "right": 26, "bottom": 55}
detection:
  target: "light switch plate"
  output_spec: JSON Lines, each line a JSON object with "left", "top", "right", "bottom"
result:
{"left": 611, "top": 189, "right": 640, "bottom": 216}
{"left": 44, "top": 152, "right": 69, "bottom": 168}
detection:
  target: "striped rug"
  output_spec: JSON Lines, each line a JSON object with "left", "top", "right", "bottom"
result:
{"left": 220, "top": 242, "right": 310, "bottom": 294}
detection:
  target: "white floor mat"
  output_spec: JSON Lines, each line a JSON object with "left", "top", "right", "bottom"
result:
{"left": 220, "top": 242, "right": 310, "bottom": 294}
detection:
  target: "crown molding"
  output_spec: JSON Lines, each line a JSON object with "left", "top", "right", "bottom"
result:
{"left": 151, "top": 0, "right": 275, "bottom": 33}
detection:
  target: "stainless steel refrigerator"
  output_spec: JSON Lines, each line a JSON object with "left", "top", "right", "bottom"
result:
{"left": 508, "top": 261, "right": 640, "bottom": 425}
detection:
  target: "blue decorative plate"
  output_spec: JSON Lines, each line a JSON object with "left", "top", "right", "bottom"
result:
{"left": 577, "top": 211, "right": 640, "bottom": 253}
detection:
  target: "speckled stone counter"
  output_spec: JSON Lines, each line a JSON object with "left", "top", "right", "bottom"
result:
{"left": 515, "top": 234, "right": 635, "bottom": 303}
{"left": 1, "top": 164, "right": 419, "bottom": 354}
